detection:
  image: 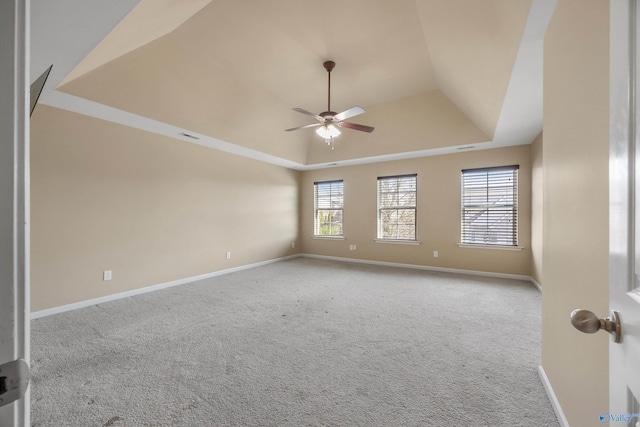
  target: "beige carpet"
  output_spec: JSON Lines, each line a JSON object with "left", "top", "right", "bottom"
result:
{"left": 31, "top": 257, "right": 558, "bottom": 426}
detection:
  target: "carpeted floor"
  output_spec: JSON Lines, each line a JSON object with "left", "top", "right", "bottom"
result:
{"left": 31, "top": 258, "right": 559, "bottom": 426}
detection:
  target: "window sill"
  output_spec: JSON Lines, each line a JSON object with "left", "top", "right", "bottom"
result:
{"left": 374, "top": 239, "right": 422, "bottom": 245}
{"left": 313, "top": 236, "right": 345, "bottom": 241}
{"left": 457, "top": 243, "right": 524, "bottom": 251}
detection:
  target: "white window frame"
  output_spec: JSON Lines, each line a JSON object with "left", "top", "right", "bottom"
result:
{"left": 377, "top": 174, "right": 417, "bottom": 241}
{"left": 314, "top": 180, "right": 344, "bottom": 237}
{"left": 460, "top": 165, "right": 519, "bottom": 247}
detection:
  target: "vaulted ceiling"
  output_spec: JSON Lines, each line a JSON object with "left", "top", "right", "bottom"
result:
{"left": 31, "top": 0, "right": 555, "bottom": 170}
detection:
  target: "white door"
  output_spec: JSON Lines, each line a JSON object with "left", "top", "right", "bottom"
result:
{"left": 0, "top": 0, "right": 30, "bottom": 426}
{"left": 610, "top": 0, "right": 640, "bottom": 424}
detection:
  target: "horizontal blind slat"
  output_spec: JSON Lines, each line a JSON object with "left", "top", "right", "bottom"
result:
{"left": 461, "top": 166, "right": 518, "bottom": 246}
{"left": 314, "top": 180, "right": 344, "bottom": 236}
{"left": 378, "top": 174, "right": 417, "bottom": 240}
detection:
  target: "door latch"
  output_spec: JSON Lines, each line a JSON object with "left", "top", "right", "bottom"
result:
{"left": 570, "top": 309, "right": 622, "bottom": 343}
{"left": 0, "top": 359, "right": 30, "bottom": 407}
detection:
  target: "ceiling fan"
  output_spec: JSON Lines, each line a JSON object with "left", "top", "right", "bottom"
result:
{"left": 285, "top": 60, "right": 374, "bottom": 148}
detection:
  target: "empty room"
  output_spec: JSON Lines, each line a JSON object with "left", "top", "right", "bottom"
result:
{"left": 2, "top": 0, "right": 634, "bottom": 426}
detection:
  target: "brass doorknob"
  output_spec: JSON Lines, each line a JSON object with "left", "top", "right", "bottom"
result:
{"left": 570, "top": 309, "right": 621, "bottom": 343}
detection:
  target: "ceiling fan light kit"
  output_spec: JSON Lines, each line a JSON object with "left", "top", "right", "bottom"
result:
{"left": 286, "top": 60, "right": 374, "bottom": 149}
{"left": 316, "top": 124, "right": 341, "bottom": 139}
{"left": 315, "top": 124, "right": 341, "bottom": 149}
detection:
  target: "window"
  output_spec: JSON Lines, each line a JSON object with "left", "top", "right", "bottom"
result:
{"left": 314, "top": 180, "right": 344, "bottom": 237}
{"left": 461, "top": 165, "right": 518, "bottom": 246}
{"left": 377, "top": 174, "right": 417, "bottom": 240}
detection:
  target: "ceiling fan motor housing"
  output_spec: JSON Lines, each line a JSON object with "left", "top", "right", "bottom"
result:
{"left": 323, "top": 61, "right": 335, "bottom": 72}
{"left": 320, "top": 111, "right": 338, "bottom": 120}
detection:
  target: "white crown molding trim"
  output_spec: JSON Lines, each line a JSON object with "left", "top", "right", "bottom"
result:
{"left": 491, "top": 0, "right": 557, "bottom": 148}
{"left": 30, "top": 254, "right": 300, "bottom": 320}
{"left": 538, "top": 366, "right": 570, "bottom": 427}
{"left": 38, "top": 90, "right": 307, "bottom": 171}
{"left": 40, "top": 90, "right": 506, "bottom": 171}
{"left": 301, "top": 253, "right": 532, "bottom": 282}
{"left": 31, "top": 0, "right": 140, "bottom": 88}
{"left": 31, "top": 0, "right": 556, "bottom": 172}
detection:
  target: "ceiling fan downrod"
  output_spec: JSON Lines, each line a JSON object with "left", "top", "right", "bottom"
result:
{"left": 324, "top": 60, "right": 335, "bottom": 113}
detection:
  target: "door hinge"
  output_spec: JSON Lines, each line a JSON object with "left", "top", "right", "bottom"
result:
{"left": 0, "top": 359, "right": 30, "bottom": 407}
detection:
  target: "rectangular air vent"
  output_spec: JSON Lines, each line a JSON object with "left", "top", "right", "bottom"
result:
{"left": 180, "top": 132, "right": 200, "bottom": 140}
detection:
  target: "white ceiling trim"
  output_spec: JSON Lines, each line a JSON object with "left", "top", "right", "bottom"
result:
{"left": 35, "top": 0, "right": 556, "bottom": 172}
{"left": 39, "top": 90, "right": 307, "bottom": 170}
{"left": 31, "top": 0, "right": 140, "bottom": 91}
{"left": 491, "top": 0, "right": 556, "bottom": 147}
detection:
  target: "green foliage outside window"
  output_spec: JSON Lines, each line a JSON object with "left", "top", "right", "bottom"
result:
{"left": 314, "top": 181, "right": 344, "bottom": 236}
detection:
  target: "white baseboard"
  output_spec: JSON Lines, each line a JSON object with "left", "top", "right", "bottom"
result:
{"left": 32, "top": 253, "right": 538, "bottom": 319}
{"left": 538, "top": 365, "right": 570, "bottom": 427}
{"left": 31, "top": 254, "right": 300, "bottom": 320}
{"left": 301, "top": 253, "right": 533, "bottom": 282}
{"left": 530, "top": 277, "right": 542, "bottom": 292}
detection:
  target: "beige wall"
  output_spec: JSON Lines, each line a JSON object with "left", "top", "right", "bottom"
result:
{"left": 542, "top": 1, "right": 609, "bottom": 425}
{"left": 301, "top": 145, "right": 531, "bottom": 276}
{"left": 30, "top": 105, "right": 301, "bottom": 312}
{"left": 530, "top": 133, "right": 543, "bottom": 286}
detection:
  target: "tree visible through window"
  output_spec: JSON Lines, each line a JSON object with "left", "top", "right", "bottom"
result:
{"left": 314, "top": 180, "right": 344, "bottom": 236}
{"left": 461, "top": 166, "right": 518, "bottom": 246}
{"left": 377, "top": 174, "right": 417, "bottom": 240}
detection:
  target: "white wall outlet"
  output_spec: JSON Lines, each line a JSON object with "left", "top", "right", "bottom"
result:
{"left": 226, "top": 251, "right": 231, "bottom": 260}
{"left": 433, "top": 251, "right": 439, "bottom": 258}
{"left": 103, "top": 270, "right": 112, "bottom": 281}
{"left": 291, "top": 242, "right": 295, "bottom": 249}
{"left": 349, "top": 245, "right": 357, "bottom": 251}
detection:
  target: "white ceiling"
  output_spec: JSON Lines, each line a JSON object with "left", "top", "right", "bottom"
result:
{"left": 31, "top": 0, "right": 557, "bottom": 170}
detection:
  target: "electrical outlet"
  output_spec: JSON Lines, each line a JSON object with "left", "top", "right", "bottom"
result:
{"left": 103, "top": 270, "right": 112, "bottom": 281}
{"left": 291, "top": 242, "right": 295, "bottom": 249}
{"left": 433, "top": 251, "right": 439, "bottom": 258}
{"left": 226, "top": 252, "right": 231, "bottom": 260}
{"left": 349, "top": 245, "right": 357, "bottom": 251}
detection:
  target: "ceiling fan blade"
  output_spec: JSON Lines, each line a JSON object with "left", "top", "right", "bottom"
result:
{"left": 292, "top": 107, "right": 323, "bottom": 121}
{"left": 337, "top": 121, "right": 375, "bottom": 133}
{"left": 285, "top": 123, "right": 322, "bottom": 132}
{"left": 333, "top": 106, "right": 365, "bottom": 121}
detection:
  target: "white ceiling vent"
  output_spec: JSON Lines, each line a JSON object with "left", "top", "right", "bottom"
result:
{"left": 180, "top": 132, "right": 200, "bottom": 140}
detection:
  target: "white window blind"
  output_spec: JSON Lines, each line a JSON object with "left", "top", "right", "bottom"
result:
{"left": 314, "top": 180, "right": 344, "bottom": 236}
{"left": 461, "top": 166, "right": 518, "bottom": 246}
{"left": 377, "top": 174, "right": 417, "bottom": 240}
